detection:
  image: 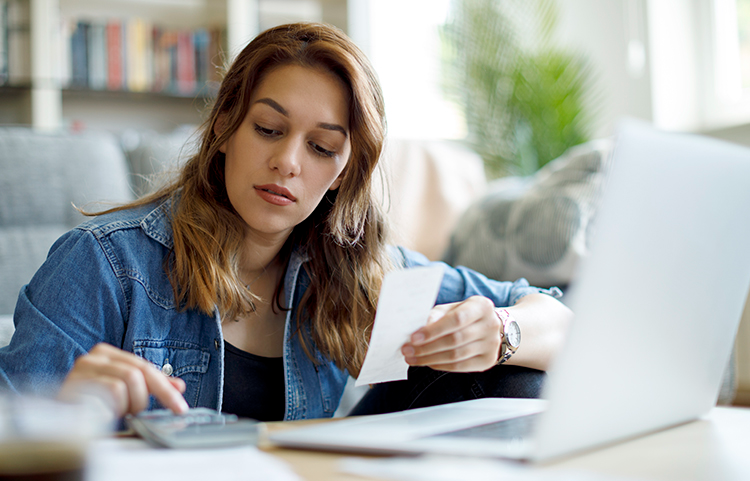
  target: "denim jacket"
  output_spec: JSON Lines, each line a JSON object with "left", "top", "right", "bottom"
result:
{"left": 0, "top": 199, "right": 554, "bottom": 420}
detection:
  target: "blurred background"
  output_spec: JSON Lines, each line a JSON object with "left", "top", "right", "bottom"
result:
{"left": 2, "top": 0, "right": 749, "bottom": 150}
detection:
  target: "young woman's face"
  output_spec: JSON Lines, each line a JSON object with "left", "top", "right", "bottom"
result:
{"left": 220, "top": 64, "right": 352, "bottom": 243}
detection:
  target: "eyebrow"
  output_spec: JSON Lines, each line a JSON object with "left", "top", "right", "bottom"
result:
{"left": 254, "top": 97, "right": 348, "bottom": 138}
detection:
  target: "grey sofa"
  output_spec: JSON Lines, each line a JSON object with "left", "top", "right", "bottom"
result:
{"left": 0, "top": 129, "right": 135, "bottom": 315}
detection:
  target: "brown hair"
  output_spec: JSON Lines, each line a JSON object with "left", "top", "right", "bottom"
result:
{"left": 106, "top": 23, "right": 390, "bottom": 376}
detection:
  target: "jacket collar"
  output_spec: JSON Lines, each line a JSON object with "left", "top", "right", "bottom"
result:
{"left": 140, "top": 197, "right": 175, "bottom": 250}
{"left": 138, "top": 195, "right": 311, "bottom": 267}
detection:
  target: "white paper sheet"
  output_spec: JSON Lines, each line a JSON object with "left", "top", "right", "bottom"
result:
{"left": 85, "top": 438, "right": 302, "bottom": 481}
{"left": 339, "top": 455, "right": 644, "bottom": 481}
{"left": 355, "top": 265, "right": 444, "bottom": 387}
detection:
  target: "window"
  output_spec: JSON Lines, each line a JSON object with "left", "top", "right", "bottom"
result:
{"left": 703, "top": 0, "right": 750, "bottom": 128}
{"left": 738, "top": 0, "right": 750, "bottom": 89}
{"left": 648, "top": 0, "right": 750, "bottom": 131}
{"left": 361, "top": 0, "right": 465, "bottom": 139}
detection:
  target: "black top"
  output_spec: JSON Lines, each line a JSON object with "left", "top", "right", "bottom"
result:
{"left": 221, "top": 341, "right": 285, "bottom": 421}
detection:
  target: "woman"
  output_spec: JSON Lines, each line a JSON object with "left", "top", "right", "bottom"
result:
{"left": 0, "top": 23, "right": 572, "bottom": 420}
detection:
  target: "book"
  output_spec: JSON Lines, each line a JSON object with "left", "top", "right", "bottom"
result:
{"left": 0, "top": 0, "right": 8, "bottom": 85}
{"left": 106, "top": 19, "right": 122, "bottom": 90}
{"left": 126, "top": 17, "right": 152, "bottom": 92}
{"left": 88, "top": 21, "right": 107, "bottom": 90}
{"left": 69, "top": 20, "right": 89, "bottom": 88}
{"left": 176, "top": 29, "right": 196, "bottom": 95}
{"left": 61, "top": 13, "right": 225, "bottom": 96}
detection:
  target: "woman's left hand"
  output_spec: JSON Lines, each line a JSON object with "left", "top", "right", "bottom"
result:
{"left": 401, "top": 295, "right": 502, "bottom": 372}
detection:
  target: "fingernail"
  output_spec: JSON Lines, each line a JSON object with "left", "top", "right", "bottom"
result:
{"left": 402, "top": 345, "right": 415, "bottom": 356}
{"left": 412, "top": 332, "right": 425, "bottom": 344}
{"left": 175, "top": 398, "right": 189, "bottom": 414}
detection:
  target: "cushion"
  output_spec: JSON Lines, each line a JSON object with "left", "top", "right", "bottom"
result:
{"left": 0, "top": 128, "right": 134, "bottom": 228}
{"left": 0, "top": 225, "right": 68, "bottom": 314}
{"left": 0, "top": 127, "right": 135, "bottom": 315}
{"left": 123, "top": 125, "right": 198, "bottom": 196}
{"left": 377, "top": 139, "right": 487, "bottom": 261}
{"left": 0, "top": 316, "right": 13, "bottom": 348}
{"left": 443, "top": 139, "right": 613, "bottom": 287}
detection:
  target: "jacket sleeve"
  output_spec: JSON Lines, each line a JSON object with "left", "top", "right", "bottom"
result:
{"left": 392, "top": 246, "right": 562, "bottom": 307}
{"left": 0, "top": 227, "right": 128, "bottom": 396}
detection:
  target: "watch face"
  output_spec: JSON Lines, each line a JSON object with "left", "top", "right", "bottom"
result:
{"left": 506, "top": 321, "right": 521, "bottom": 348}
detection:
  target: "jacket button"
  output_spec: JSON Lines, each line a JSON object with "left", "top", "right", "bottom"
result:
{"left": 214, "top": 339, "right": 220, "bottom": 350}
{"left": 161, "top": 363, "right": 173, "bottom": 376}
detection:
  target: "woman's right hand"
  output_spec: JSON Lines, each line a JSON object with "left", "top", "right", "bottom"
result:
{"left": 58, "top": 343, "right": 189, "bottom": 417}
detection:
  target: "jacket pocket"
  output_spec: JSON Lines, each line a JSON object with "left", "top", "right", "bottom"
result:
{"left": 133, "top": 339, "right": 210, "bottom": 408}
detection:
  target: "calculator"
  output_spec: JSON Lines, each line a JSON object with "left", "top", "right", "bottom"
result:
{"left": 126, "top": 408, "right": 264, "bottom": 449}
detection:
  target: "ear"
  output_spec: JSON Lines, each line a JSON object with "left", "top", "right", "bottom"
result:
{"left": 329, "top": 168, "right": 346, "bottom": 191}
{"left": 214, "top": 114, "right": 227, "bottom": 153}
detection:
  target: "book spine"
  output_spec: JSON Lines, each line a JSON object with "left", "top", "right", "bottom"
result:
{"left": 193, "top": 28, "right": 208, "bottom": 91}
{"left": 127, "top": 17, "right": 148, "bottom": 92}
{"left": 176, "top": 30, "right": 195, "bottom": 95}
{"left": 167, "top": 29, "right": 177, "bottom": 93}
{"left": 88, "top": 21, "right": 107, "bottom": 90}
{"left": 69, "top": 20, "right": 88, "bottom": 88}
{"left": 0, "top": 0, "right": 8, "bottom": 85}
{"left": 106, "top": 19, "right": 122, "bottom": 90}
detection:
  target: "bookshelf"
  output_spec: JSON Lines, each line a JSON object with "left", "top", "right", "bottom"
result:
{"left": 0, "top": 0, "right": 349, "bottom": 132}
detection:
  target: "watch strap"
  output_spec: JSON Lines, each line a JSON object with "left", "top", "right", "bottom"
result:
{"left": 495, "top": 308, "right": 518, "bottom": 365}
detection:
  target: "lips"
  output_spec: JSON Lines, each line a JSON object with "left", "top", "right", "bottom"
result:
{"left": 254, "top": 184, "right": 297, "bottom": 205}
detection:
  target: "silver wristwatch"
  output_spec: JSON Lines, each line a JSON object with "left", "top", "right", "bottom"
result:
{"left": 495, "top": 308, "right": 521, "bottom": 364}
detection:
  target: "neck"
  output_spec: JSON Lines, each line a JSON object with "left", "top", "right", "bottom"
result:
{"left": 238, "top": 229, "right": 290, "bottom": 286}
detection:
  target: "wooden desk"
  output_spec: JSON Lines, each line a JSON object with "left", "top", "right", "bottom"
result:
{"left": 262, "top": 407, "right": 750, "bottom": 481}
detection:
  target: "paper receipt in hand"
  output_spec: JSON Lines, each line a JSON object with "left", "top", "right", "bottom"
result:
{"left": 355, "top": 265, "right": 444, "bottom": 387}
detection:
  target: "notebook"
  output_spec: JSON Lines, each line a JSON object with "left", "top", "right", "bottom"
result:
{"left": 269, "top": 120, "right": 750, "bottom": 462}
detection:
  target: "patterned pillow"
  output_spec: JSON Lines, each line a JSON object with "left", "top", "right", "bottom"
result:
{"left": 443, "top": 139, "right": 613, "bottom": 287}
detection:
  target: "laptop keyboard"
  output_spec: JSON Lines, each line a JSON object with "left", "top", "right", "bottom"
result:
{"left": 434, "top": 413, "right": 540, "bottom": 441}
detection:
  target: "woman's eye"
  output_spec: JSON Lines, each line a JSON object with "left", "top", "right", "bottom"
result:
{"left": 310, "top": 142, "right": 335, "bottom": 158}
{"left": 254, "top": 125, "right": 279, "bottom": 137}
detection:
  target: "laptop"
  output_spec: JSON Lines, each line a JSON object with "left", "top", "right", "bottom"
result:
{"left": 269, "top": 120, "right": 750, "bottom": 463}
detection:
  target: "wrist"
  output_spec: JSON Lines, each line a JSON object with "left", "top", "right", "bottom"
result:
{"left": 495, "top": 308, "right": 521, "bottom": 365}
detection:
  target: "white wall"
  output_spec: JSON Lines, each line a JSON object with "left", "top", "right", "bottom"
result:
{"left": 554, "top": 0, "right": 654, "bottom": 139}
{"left": 365, "top": 0, "right": 463, "bottom": 140}
{"left": 554, "top": 0, "right": 750, "bottom": 146}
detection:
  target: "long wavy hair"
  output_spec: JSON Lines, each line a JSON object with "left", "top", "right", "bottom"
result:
{"left": 106, "top": 23, "right": 391, "bottom": 376}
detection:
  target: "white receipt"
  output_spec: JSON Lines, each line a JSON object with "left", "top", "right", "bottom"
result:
{"left": 355, "top": 265, "right": 444, "bottom": 387}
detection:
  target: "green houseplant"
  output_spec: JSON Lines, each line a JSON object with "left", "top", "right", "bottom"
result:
{"left": 441, "top": 0, "right": 597, "bottom": 178}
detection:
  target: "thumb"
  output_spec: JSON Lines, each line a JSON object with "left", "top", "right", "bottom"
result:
{"left": 426, "top": 302, "right": 457, "bottom": 324}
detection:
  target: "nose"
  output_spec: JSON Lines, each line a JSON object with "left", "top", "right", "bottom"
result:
{"left": 268, "top": 137, "right": 303, "bottom": 177}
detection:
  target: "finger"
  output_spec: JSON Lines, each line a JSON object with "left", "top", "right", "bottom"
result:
{"left": 168, "top": 376, "right": 187, "bottom": 394}
{"left": 59, "top": 376, "right": 128, "bottom": 417}
{"left": 84, "top": 345, "right": 154, "bottom": 413}
{"left": 405, "top": 338, "right": 496, "bottom": 368}
{"left": 89, "top": 375, "right": 131, "bottom": 416}
{"left": 69, "top": 352, "right": 151, "bottom": 414}
{"left": 85, "top": 344, "right": 188, "bottom": 414}
{"left": 403, "top": 321, "right": 487, "bottom": 357}
{"left": 424, "top": 303, "right": 454, "bottom": 324}
{"left": 140, "top": 365, "right": 189, "bottom": 414}
{"left": 410, "top": 297, "right": 494, "bottom": 345}
{"left": 102, "top": 362, "right": 151, "bottom": 414}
